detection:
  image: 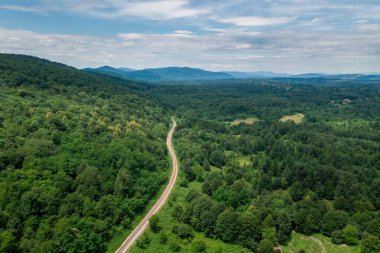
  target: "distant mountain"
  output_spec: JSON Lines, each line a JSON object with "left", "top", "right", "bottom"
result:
{"left": 83, "top": 66, "right": 233, "bottom": 81}
{"left": 291, "top": 73, "right": 327, "bottom": 78}
{"left": 82, "top": 66, "right": 131, "bottom": 79}
{"left": 83, "top": 66, "right": 380, "bottom": 82}
{"left": 227, "top": 71, "right": 291, "bottom": 78}
{"left": 289, "top": 73, "right": 380, "bottom": 80}
{"left": 118, "top": 67, "right": 137, "bottom": 72}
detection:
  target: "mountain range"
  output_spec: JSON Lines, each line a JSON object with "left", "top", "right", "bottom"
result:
{"left": 82, "top": 66, "right": 380, "bottom": 81}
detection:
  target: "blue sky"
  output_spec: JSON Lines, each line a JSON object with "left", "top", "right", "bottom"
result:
{"left": 0, "top": 0, "right": 379, "bottom": 73}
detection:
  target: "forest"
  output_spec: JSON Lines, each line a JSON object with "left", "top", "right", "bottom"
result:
{"left": 0, "top": 54, "right": 170, "bottom": 252}
{"left": 132, "top": 79, "right": 380, "bottom": 252}
{"left": 0, "top": 54, "right": 379, "bottom": 253}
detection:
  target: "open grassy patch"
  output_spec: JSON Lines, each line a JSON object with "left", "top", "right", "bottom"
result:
{"left": 281, "top": 232, "right": 360, "bottom": 253}
{"left": 280, "top": 113, "right": 304, "bottom": 124}
{"left": 237, "top": 156, "right": 252, "bottom": 166}
{"left": 230, "top": 117, "right": 258, "bottom": 125}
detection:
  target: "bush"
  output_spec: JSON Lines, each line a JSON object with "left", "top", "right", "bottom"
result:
{"left": 172, "top": 223, "right": 194, "bottom": 240}
{"left": 258, "top": 239, "right": 274, "bottom": 253}
{"left": 361, "top": 235, "right": 380, "bottom": 253}
{"left": 343, "top": 224, "right": 359, "bottom": 245}
{"left": 331, "top": 230, "right": 344, "bottom": 244}
{"left": 136, "top": 233, "right": 151, "bottom": 249}
{"left": 159, "top": 231, "right": 168, "bottom": 244}
{"left": 169, "top": 241, "right": 181, "bottom": 252}
{"left": 192, "top": 240, "right": 206, "bottom": 252}
{"left": 150, "top": 215, "right": 161, "bottom": 233}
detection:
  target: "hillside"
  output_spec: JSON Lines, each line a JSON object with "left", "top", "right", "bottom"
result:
{"left": 0, "top": 54, "right": 170, "bottom": 252}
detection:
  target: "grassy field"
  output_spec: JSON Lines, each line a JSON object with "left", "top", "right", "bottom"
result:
{"left": 129, "top": 180, "right": 250, "bottom": 253}
{"left": 281, "top": 232, "right": 360, "bottom": 253}
{"left": 280, "top": 113, "right": 304, "bottom": 124}
{"left": 230, "top": 117, "right": 258, "bottom": 125}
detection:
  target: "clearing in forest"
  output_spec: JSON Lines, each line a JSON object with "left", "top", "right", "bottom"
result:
{"left": 230, "top": 118, "right": 258, "bottom": 125}
{"left": 282, "top": 232, "right": 360, "bottom": 253}
{"left": 280, "top": 113, "right": 304, "bottom": 124}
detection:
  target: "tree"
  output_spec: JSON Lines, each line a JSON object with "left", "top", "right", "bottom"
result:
{"left": 331, "top": 230, "right": 344, "bottom": 244}
{"left": 114, "top": 169, "right": 134, "bottom": 198}
{"left": 366, "top": 219, "right": 380, "bottom": 238}
{"left": 158, "top": 231, "right": 168, "bottom": 244}
{"left": 150, "top": 215, "right": 161, "bottom": 233}
{"left": 192, "top": 240, "right": 206, "bottom": 252}
{"left": 172, "top": 223, "right": 194, "bottom": 240}
{"left": 361, "top": 235, "right": 380, "bottom": 253}
{"left": 289, "top": 182, "right": 306, "bottom": 202}
{"left": 136, "top": 233, "right": 151, "bottom": 249}
{"left": 322, "top": 211, "right": 349, "bottom": 236}
{"left": 238, "top": 212, "right": 261, "bottom": 249}
{"left": 0, "top": 231, "right": 16, "bottom": 253}
{"left": 277, "top": 211, "right": 292, "bottom": 244}
{"left": 215, "top": 209, "right": 241, "bottom": 242}
{"left": 262, "top": 227, "right": 277, "bottom": 245}
{"left": 343, "top": 224, "right": 359, "bottom": 245}
{"left": 258, "top": 239, "right": 274, "bottom": 253}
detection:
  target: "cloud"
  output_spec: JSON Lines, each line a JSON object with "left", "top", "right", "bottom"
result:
{"left": 0, "top": 0, "right": 379, "bottom": 73}
{"left": 118, "top": 33, "right": 146, "bottom": 40}
{"left": 0, "top": 0, "right": 210, "bottom": 20}
{"left": 219, "top": 16, "right": 294, "bottom": 27}
{"left": 0, "top": 4, "right": 45, "bottom": 14}
{"left": 0, "top": 26, "right": 379, "bottom": 74}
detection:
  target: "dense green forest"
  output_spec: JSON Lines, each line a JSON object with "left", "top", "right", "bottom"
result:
{"left": 0, "top": 54, "right": 379, "bottom": 253}
{"left": 132, "top": 80, "right": 380, "bottom": 252}
{"left": 0, "top": 54, "right": 170, "bottom": 252}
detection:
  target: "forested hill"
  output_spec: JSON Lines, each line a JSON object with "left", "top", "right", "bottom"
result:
{"left": 0, "top": 54, "right": 170, "bottom": 252}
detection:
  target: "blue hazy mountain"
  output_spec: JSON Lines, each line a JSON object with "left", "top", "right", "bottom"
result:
{"left": 83, "top": 66, "right": 380, "bottom": 81}
{"left": 227, "top": 71, "right": 291, "bottom": 78}
{"left": 83, "top": 66, "right": 233, "bottom": 81}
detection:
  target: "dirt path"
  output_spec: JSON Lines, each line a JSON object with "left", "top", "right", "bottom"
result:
{"left": 115, "top": 119, "right": 178, "bottom": 253}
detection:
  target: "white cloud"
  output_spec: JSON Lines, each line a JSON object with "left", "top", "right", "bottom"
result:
{"left": 114, "top": 0, "right": 209, "bottom": 20}
{"left": 220, "top": 16, "right": 294, "bottom": 27}
{"left": 118, "top": 33, "right": 146, "bottom": 40}
{"left": 0, "top": 0, "right": 210, "bottom": 20}
{"left": 0, "top": 4, "right": 44, "bottom": 13}
{"left": 1, "top": 26, "right": 379, "bottom": 73}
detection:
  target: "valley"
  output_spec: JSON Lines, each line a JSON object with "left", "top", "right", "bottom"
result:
{"left": 0, "top": 54, "right": 379, "bottom": 253}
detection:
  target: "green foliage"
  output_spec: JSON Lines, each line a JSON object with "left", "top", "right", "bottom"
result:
{"left": 172, "top": 223, "right": 194, "bottom": 240}
{"left": 192, "top": 240, "right": 206, "bottom": 252}
{"left": 150, "top": 215, "right": 161, "bottom": 233}
{"left": 332, "top": 230, "right": 344, "bottom": 244}
{"left": 0, "top": 54, "right": 169, "bottom": 252}
{"left": 2, "top": 54, "right": 380, "bottom": 253}
{"left": 322, "top": 210, "right": 349, "bottom": 236}
{"left": 258, "top": 239, "right": 274, "bottom": 253}
{"left": 152, "top": 78, "right": 380, "bottom": 252}
{"left": 0, "top": 231, "right": 16, "bottom": 253}
{"left": 343, "top": 224, "right": 359, "bottom": 245}
{"left": 215, "top": 208, "right": 241, "bottom": 242}
{"left": 361, "top": 236, "right": 380, "bottom": 253}
{"left": 168, "top": 241, "right": 181, "bottom": 252}
{"left": 366, "top": 219, "right": 380, "bottom": 238}
{"left": 158, "top": 231, "right": 168, "bottom": 244}
{"left": 136, "top": 233, "right": 151, "bottom": 249}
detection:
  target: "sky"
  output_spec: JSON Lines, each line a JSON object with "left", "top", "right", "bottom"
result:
{"left": 0, "top": 0, "right": 379, "bottom": 74}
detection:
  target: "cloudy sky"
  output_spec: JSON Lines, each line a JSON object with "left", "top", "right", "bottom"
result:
{"left": 0, "top": 0, "right": 379, "bottom": 73}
